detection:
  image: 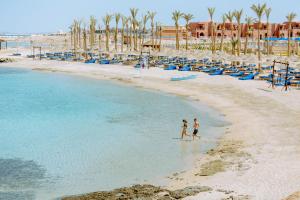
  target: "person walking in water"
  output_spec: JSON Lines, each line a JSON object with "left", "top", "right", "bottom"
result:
{"left": 192, "top": 118, "right": 200, "bottom": 140}
{"left": 181, "top": 119, "right": 189, "bottom": 139}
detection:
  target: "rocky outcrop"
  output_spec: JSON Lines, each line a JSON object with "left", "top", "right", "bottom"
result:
{"left": 62, "top": 185, "right": 213, "bottom": 200}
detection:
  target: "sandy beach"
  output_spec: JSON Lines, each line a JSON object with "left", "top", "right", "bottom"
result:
{"left": 1, "top": 51, "right": 300, "bottom": 200}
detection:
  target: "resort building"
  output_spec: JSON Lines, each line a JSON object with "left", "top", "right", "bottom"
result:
{"left": 189, "top": 21, "right": 300, "bottom": 39}
{"left": 160, "top": 26, "right": 189, "bottom": 40}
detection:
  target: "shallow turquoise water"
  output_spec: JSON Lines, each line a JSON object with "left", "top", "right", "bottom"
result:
{"left": 0, "top": 67, "right": 227, "bottom": 200}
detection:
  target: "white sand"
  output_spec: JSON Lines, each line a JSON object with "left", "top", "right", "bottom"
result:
{"left": 1, "top": 51, "right": 300, "bottom": 200}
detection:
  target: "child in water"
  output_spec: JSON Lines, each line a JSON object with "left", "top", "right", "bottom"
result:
{"left": 192, "top": 118, "right": 200, "bottom": 140}
{"left": 181, "top": 119, "right": 189, "bottom": 139}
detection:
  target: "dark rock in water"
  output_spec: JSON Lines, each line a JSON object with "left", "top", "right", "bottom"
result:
{"left": 62, "top": 184, "right": 212, "bottom": 200}
{"left": 0, "top": 158, "right": 46, "bottom": 189}
{"left": 0, "top": 191, "right": 35, "bottom": 200}
{"left": 170, "top": 186, "right": 212, "bottom": 199}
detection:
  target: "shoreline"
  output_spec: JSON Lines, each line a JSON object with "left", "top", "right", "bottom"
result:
{"left": 1, "top": 58, "right": 300, "bottom": 199}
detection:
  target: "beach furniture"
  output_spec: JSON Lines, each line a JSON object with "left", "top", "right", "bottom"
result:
{"left": 274, "top": 77, "right": 293, "bottom": 86}
{"left": 259, "top": 74, "right": 273, "bottom": 80}
{"left": 170, "top": 75, "right": 197, "bottom": 81}
{"left": 209, "top": 69, "right": 224, "bottom": 75}
{"left": 85, "top": 59, "right": 96, "bottom": 64}
{"left": 164, "top": 65, "right": 177, "bottom": 70}
{"left": 239, "top": 72, "right": 259, "bottom": 80}
{"left": 99, "top": 59, "right": 110, "bottom": 64}
{"left": 179, "top": 65, "right": 191, "bottom": 71}
{"left": 230, "top": 71, "right": 244, "bottom": 77}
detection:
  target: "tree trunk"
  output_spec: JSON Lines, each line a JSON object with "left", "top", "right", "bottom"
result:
{"left": 159, "top": 27, "right": 162, "bottom": 52}
{"left": 106, "top": 27, "right": 109, "bottom": 52}
{"left": 258, "top": 22, "right": 261, "bottom": 71}
{"left": 133, "top": 23, "right": 137, "bottom": 51}
{"left": 237, "top": 24, "right": 241, "bottom": 56}
{"left": 70, "top": 31, "right": 73, "bottom": 49}
{"left": 129, "top": 26, "right": 132, "bottom": 51}
{"left": 151, "top": 24, "right": 154, "bottom": 51}
{"left": 244, "top": 30, "right": 248, "bottom": 55}
{"left": 185, "top": 24, "right": 188, "bottom": 50}
{"left": 220, "top": 26, "right": 224, "bottom": 51}
{"left": 98, "top": 33, "right": 101, "bottom": 51}
{"left": 211, "top": 22, "right": 214, "bottom": 54}
{"left": 115, "top": 27, "right": 118, "bottom": 51}
{"left": 176, "top": 24, "right": 179, "bottom": 50}
{"left": 121, "top": 29, "right": 124, "bottom": 52}
{"left": 288, "top": 24, "right": 291, "bottom": 57}
{"left": 126, "top": 24, "right": 129, "bottom": 50}
{"left": 266, "top": 23, "right": 269, "bottom": 55}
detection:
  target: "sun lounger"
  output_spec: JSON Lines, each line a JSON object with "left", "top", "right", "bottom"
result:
{"left": 209, "top": 69, "right": 224, "bottom": 75}
{"left": 165, "top": 65, "right": 177, "bottom": 70}
{"left": 230, "top": 71, "right": 244, "bottom": 77}
{"left": 179, "top": 65, "right": 191, "bottom": 71}
{"left": 100, "top": 59, "right": 110, "bottom": 64}
{"left": 85, "top": 59, "right": 96, "bottom": 63}
{"left": 239, "top": 72, "right": 259, "bottom": 80}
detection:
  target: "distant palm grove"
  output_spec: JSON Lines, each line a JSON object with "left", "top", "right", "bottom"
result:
{"left": 69, "top": 3, "right": 298, "bottom": 65}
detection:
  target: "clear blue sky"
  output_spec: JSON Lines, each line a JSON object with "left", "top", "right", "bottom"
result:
{"left": 1, "top": 0, "right": 299, "bottom": 33}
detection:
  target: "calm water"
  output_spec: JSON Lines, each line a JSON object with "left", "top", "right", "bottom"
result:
{"left": 0, "top": 67, "right": 227, "bottom": 200}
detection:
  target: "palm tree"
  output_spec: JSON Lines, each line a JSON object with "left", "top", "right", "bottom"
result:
{"left": 114, "top": 13, "right": 121, "bottom": 51}
{"left": 183, "top": 13, "right": 194, "bottom": 50}
{"left": 172, "top": 10, "right": 183, "bottom": 50}
{"left": 121, "top": 16, "right": 127, "bottom": 52}
{"left": 265, "top": 8, "right": 272, "bottom": 55}
{"left": 69, "top": 25, "right": 73, "bottom": 49}
{"left": 98, "top": 25, "right": 102, "bottom": 51}
{"left": 244, "top": 16, "right": 253, "bottom": 55}
{"left": 126, "top": 17, "right": 131, "bottom": 50}
{"left": 251, "top": 3, "right": 266, "bottom": 71}
{"left": 148, "top": 11, "right": 156, "bottom": 50}
{"left": 72, "top": 20, "right": 79, "bottom": 51}
{"left": 83, "top": 24, "right": 87, "bottom": 51}
{"left": 141, "top": 14, "right": 149, "bottom": 49}
{"left": 130, "top": 8, "right": 138, "bottom": 51}
{"left": 286, "top": 12, "right": 297, "bottom": 57}
{"left": 89, "top": 16, "right": 97, "bottom": 49}
{"left": 231, "top": 39, "right": 239, "bottom": 56}
{"left": 225, "top": 12, "right": 234, "bottom": 38}
{"left": 225, "top": 11, "right": 234, "bottom": 54}
{"left": 103, "top": 14, "right": 112, "bottom": 52}
{"left": 158, "top": 24, "right": 162, "bottom": 51}
{"left": 138, "top": 20, "right": 143, "bottom": 50}
{"left": 128, "top": 17, "right": 133, "bottom": 50}
{"left": 233, "top": 9, "right": 243, "bottom": 56}
{"left": 78, "top": 20, "right": 83, "bottom": 48}
{"left": 220, "top": 14, "right": 227, "bottom": 52}
{"left": 208, "top": 7, "right": 216, "bottom": 53}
